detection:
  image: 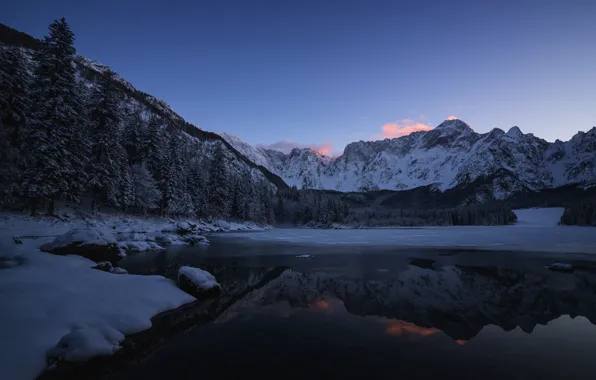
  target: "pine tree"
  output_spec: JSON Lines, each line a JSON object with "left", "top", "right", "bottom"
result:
{"left": 123, "top": 106, "right": 146, "bottom": 165}
{"left": 0, "top": 46, "right": 30, "bottom": 205}
{"left": 188, "top": 156, "right": 207, "bottom": 217}
{"left": 22, "top": 18, "right": 89, "bottom": 215}
{"left": 87, "top": 68, "right": 127, "bottom": 211}
{"left": 160, "top": 130, "right": 192, "bottom": 216}
{"left": 145, "top": 115, "right": 164, "bottom": 174}
{"left": 208, "top": 143, "right": 231, "bottom": 217}
{"left": 130, "top": 163, "right": 160, "bottom": 213}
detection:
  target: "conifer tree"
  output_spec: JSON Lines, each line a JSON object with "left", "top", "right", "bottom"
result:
{"left": 22, "top": 18, "right": 89, "bottom": 215}
{"left": 0, "top": 47, "right": 30, "bottom": 205}
{"left": 87, "top": 68, "right": 127, "bottom": 211}
{"left": 208, "top": 143, "right": 231, "bottom": 217}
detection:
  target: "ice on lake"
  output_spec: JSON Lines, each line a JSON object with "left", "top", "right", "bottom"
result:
{"left": 221, "top": 208, "right": 596, "bottom": 254}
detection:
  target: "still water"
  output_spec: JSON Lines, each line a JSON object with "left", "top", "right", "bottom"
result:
{"left": 118, "top": 232, "right": 596, "bottom": 380}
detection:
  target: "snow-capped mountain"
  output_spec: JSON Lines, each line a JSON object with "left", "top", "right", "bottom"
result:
{"left": 223, "top": 119, "right": 596, "bottom": 198}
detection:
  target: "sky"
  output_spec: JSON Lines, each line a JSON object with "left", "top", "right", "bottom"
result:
{"left": 4, "top": 0, "right": 596, "bottom": 156}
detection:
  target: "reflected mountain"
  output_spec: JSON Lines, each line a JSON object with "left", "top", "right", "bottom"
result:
{"left": 211, "top": 264, "right": 596, "bottom": 341}
{"left": 121, "top": 250, "right": 596, "bottom": 342}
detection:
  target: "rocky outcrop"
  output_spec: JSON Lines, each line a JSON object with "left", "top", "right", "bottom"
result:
{"left": 40, "top": 228, "right": 124, "bottom": 263}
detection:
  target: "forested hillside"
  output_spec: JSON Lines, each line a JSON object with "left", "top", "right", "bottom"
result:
{"left": 0, "top": 18, "right": 277, "bottom": 223}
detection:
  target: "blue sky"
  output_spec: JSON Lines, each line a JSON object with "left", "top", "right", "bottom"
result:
{"left": 4, "top": 0, "right": 596, "bottom": 155}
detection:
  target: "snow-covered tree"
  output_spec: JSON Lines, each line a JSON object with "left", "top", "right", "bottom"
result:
{"left": 22, "top": 18, "right": 89, "bottom": 215}
{"left": 130, "top": 163, "right": 160, "bottom": 213}
{"left": 188, "top": 154, "right": 208, "bottom": 217}
{"left": 87, "top": 68, "right": 127, "bottom": 211}
{"left": 208, "top": 143, "right": 231, "bottom": 217}
{"left": 159, "top": 129, "right": 192, "bottom": 216}
{"left": 123, "top": 106, "right": 146, "bottom": 165}
{"left": 0, "top": 46, "right": 30, "bottom": 205}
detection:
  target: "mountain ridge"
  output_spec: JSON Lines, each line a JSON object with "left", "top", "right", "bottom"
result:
{"left": 223, "top": 119, "right": 596, "bottom": 198}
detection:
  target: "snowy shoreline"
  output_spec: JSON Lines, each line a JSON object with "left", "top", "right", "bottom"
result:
{"left": 0, "top": 212, "right": 268, "bottom": 380}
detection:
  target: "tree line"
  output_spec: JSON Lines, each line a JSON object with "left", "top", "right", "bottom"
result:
{"left": 0, "top": 18, "right": 275, "bottom": 223}
{"left": 342, "top": 203, "right": 517, "bottom": 227}
{"left": 560, "top": 197, "right": 596, "bottom": 226}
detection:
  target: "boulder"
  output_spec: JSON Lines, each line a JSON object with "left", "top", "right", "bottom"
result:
{"left": 110, "top": 267, "right": 128, "bottom": 275}
{"left": 92, "top": 261, "right": 114, "bottom": 272}
{"left": 40, "top": 228, "right": 124, "bottom": 263}
{"left": 154, "top": 234, "right": 186, "bottom": 246}
{"left": 546, "top": 263, "right": 574, "bottom": 273}
{"left": 177, "top": 266, "right": 221, "bottom": 299}
{"left": 182, "top": 235, "right": 210, "bottom": 246}
{"left": 118, "top": 241, "right": 164, "bottom": 252}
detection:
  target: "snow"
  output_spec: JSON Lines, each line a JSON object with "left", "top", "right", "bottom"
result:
{"left": 111, "top": 267, "right": 129, "bottom": 274}
{"left": 40, "top": 227, "right": 118, "bottom": 251}
{"left": 118, "top": 241, "right": 164, "bottom": 252}
{"left": 221, "top": 119, "right": 596, "bottom": 195}
{"left": 513, "top": 207, "right": 565, "bottom": 227}
{"left": 178, "top": 266, "right": 220, "bottom": 290}
{"left": 296, "top": 254, "right": 314, "bottom": 259}
{"left": 222, "top": 224, "right": 596, "bottom": 254}
{"left": 0, "top": 221, "right": 196, "bottom": 380}
{"left": 47, "top": 324, "right": 125, "bottom": 362}
{"left": 546, "top": 263, "right": 574, "bottom": 272}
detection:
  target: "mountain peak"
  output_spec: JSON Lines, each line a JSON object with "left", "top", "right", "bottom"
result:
{"left": 507, "top": 126, "right": 523, "bottom": 138}
{"left": 435, "top": 118, "right": 472, "bottom": 131}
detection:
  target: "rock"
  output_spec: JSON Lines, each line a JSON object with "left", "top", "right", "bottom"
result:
{"left": 118, "top": 241, "right": 164, "bottom": 252}
{"left": 546, "top": 263, "right": 574, "bottom": 273}
{"left": 12, "top": 237, "right": 23, "bottom": 245}
{"left": 182, "top": 235, "right": 210, "bottom": 246}
{"left": 177, "top": 266, "right": 221, "bottom": 299}
{"left": 92, "top": 261, "right": 114, "bottom": 272}
{"left": 154, "top": 234, "right": 186, "bottom": 246}
{"left": 40, "top": 228, "right": 124, "bottom": 263}
{"left": 110, "top": 267, "right": 128, "bottom": 275}
{"left": 92, "top": 262, "right": 128, "bottom": 274}
{"left": 176, "top": 221, "right": 196, "bottom": 235}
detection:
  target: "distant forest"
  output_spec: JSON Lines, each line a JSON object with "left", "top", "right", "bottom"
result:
{"left": 560, "top": 197, "right": 596, "bottom": 227}
{"left": 276, "top": 187, "right": 517, "bottom": 227}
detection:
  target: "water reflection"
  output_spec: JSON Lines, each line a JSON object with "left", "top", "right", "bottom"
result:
{"left": 117, "top": 246, "right": 596, "bottom": 380}
{"left": 122, "top": 248, "right": 596, "bottom": 343}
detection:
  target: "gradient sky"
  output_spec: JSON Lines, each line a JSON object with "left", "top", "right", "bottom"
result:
{"left": 4, "top": 0, "right": 596, "bottom": 155}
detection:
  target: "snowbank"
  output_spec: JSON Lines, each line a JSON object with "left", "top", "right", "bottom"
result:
{"left": 0, "top": 245, "right": 195, "bottom": 380}
{"left": 40, "top": 227, "right": 124, "bottom": 263}
{"left": 118, "top": 241, "right": 164, "bottom": 252}
{"left": 41, "top": 227, "right": 118, "bottom": 249}
{"left": 178, "top": 266, "right": 220, "bottom": 291}
{"left": 177, "top": 266, "right": 221, "bottom": 299}
{"left": 546, "top": 263, "right": 574, "bottom": 272}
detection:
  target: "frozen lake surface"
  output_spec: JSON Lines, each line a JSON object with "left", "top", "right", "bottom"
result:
{"left": 117, "top": 220, "right": 596, "bottom": 380}
{"left": 220, "top": 222, "right": 596, "bottom": 255}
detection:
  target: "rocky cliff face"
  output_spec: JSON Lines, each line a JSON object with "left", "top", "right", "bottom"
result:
{"left": 224, "top": 119, "right": 596, "bottom": 198}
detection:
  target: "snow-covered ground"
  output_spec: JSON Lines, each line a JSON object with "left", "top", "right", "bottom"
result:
{"left": 222, "top": 209, "right": 595, "bottom": 254}
{"left": 0, "top": 211, "right": 269, "bottom": 380}
{"left": 514, "top": 207, "right": 565, "bottom": 227}
{"left": 0, "top": 241, "right": 195, "bottom": 380}
{"left": 0, "top": 211, "right": 269, "bottom": 241}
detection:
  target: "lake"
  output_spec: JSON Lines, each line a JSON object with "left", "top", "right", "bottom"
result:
{"left": 118, "top": 228, "right": 596, "bottom": 380}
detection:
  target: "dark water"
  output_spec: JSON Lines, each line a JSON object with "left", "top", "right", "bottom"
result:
{"left": 117, "top": 235, "right": 596, "bottom": 380}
